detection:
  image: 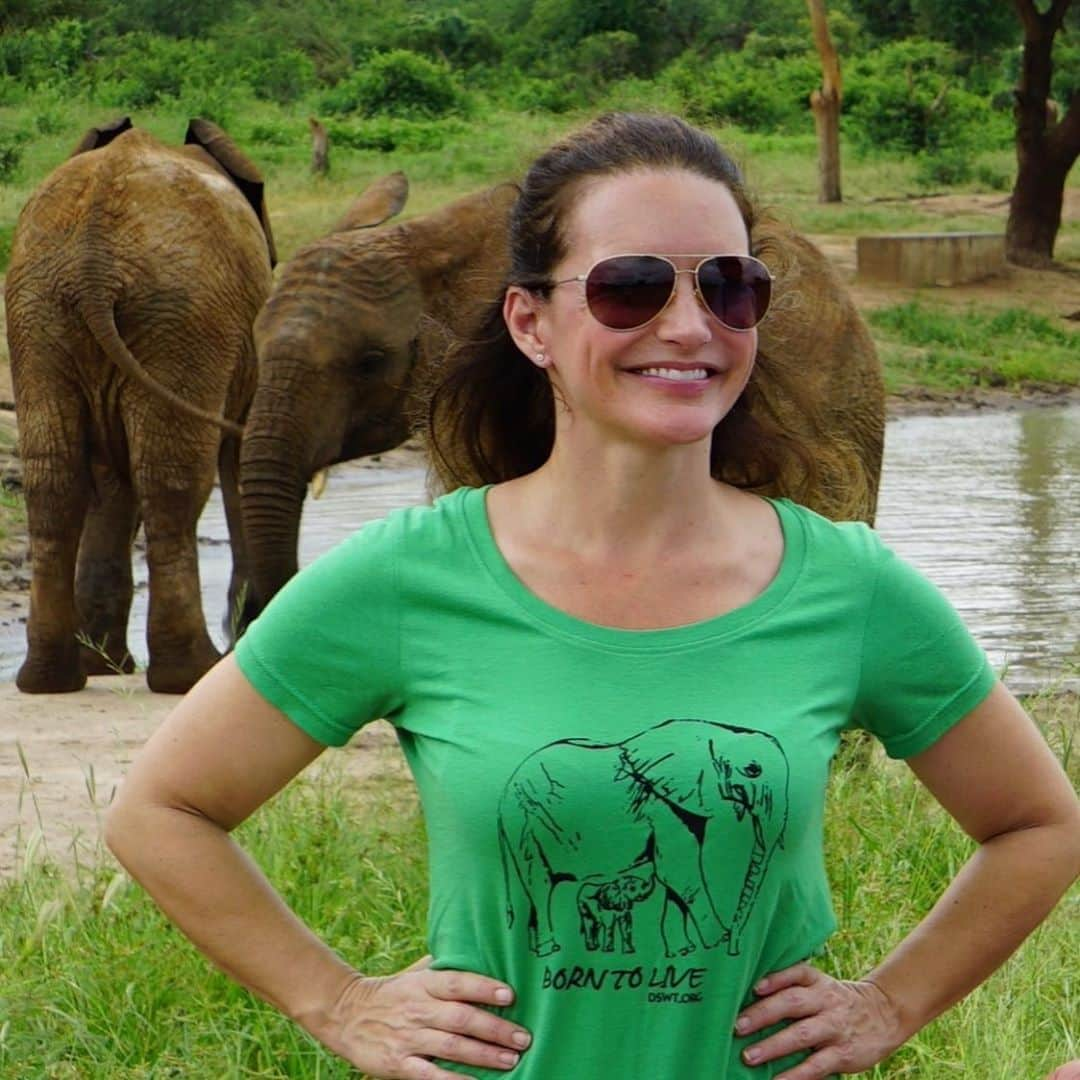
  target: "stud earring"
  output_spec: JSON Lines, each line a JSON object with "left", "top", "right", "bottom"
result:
{"left": 534, "top": 352, "right": 547, "bottom": 366}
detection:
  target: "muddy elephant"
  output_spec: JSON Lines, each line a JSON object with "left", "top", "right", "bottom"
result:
{"left": 6, "top": 117, "right": 276, "bottom": 693}
{"left": 497, "top": 719, "right": 789, "bottom": 959}
{"left": 239, "top": 175, "right": 883, "bottom": 619}
{"left": 239, "top": 175, "right": 516, "bottom": 617}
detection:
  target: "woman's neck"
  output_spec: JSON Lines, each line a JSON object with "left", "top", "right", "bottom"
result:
{"left": 496, "top": 436, "right": 732, "bottom": 563}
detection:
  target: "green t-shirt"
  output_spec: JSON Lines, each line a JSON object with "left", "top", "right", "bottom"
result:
{"left": 235, "top": 489, "right": 995, "bottom": 1079}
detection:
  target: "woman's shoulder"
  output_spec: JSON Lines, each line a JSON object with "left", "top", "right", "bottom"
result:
{"left": 769, "top": 496, "right": 889, "bottom": 572}
{"left": 352, "top": 484, "right": 482, "bottom": 554}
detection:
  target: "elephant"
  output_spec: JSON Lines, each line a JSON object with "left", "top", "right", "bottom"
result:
{"left": 238, "top": 174, "right": 883, "bottom": 621}
{"left": 497, "top": 719, "right": 790, "bottom": 960}
{"left": 577, "top": 872, "right": 657, "bottom": 954}
{"left": 5, "top": 117, "right": 276, "bottom": 693}
{"left": 239, "top": 175, "right": 516, "bottom": 618}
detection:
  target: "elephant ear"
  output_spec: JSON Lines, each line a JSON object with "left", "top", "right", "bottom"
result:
{"left": 184, "top": 117, "right": 278, "bottom": 269}
{"left": 403, "top": 182, "right": 518, "bottom": 284}
{"left": 69, "top": 116, "right": 133, "bottom": 157}
{"left": 332, "top": 171, "right": 409, "bottom": 232}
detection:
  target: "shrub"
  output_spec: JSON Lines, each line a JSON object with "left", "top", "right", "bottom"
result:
{"left": 0, "top": 131, "right": 27, "bottom": 183}
{"left": 506, "top": 72, "right": 595, "bottom": 114}
{"left": 913, "top": 148, "right": 975, "bottom": 188}
{"left": 318, "top": 50, "right": 466, "bottom": 119}
{"left": 390, "top": 11, "right": 502, "bottom": 69}
{"left": 844, "top": 40, "right": 1009, "bottom": 155}
{"left": 0, "top": 19, "right": 93, "bottom": 85}
{"left": 664, "top": 49, "right": 818, "bottom": 133}
{"left": 326, "top": 116, "right": 464, "bottom": 153}
{"left": 574, "top": 31, "right": 641, "bottom": 83}
{"left": 95, "top": 33, "right": 223, "bottom": 108}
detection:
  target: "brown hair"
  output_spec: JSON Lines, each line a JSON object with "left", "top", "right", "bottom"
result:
{"left": 426, "top": 112, "right": 815, "bottom": 492}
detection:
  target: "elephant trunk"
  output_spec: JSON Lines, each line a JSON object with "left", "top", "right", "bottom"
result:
{"left": 727, "top": 816, "right": 770, "bottom": 957}
{"left": 240, "top": 383, "right": 313, "bottom": 614}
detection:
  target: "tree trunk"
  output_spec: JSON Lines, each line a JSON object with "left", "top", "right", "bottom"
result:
{"left": 807, "top": 0, "right": 842, "bottom": 203}
{"left": 309, "top": 116, "right": 329, "bottom": 177}
{"left": 1007, "top": 0, "right": 1080, "bottom": 266}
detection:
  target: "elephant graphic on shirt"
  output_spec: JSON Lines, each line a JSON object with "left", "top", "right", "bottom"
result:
{"left": 497, "top": 719, "right": 789, "bottom": 959}
{"left": 576, "top": 872, "right": 657, "bottom": 954}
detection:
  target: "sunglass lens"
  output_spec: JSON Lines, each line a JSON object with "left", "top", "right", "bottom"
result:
{"left": 698, "top": 256, "right": 771, "bottom": 330}
{"left": 585, "top": 255, "right": 675, "bottom": 331}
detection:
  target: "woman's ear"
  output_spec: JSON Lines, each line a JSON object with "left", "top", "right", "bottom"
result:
{"left": 504, "top": 286, "right": 550, "bottom": 367}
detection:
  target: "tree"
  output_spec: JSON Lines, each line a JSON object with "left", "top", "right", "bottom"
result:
{"left": 807, "top": 0, "right": 842, "bottom": 202}
{"left": 1007, "top": 0, "right": 1080, "bottom": 266}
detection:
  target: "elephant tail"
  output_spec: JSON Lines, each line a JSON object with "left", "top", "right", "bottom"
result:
{"left": 80, "top": 298, "right": 245, "bottom": 438}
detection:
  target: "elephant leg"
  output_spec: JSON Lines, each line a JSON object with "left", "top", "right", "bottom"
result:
{"left": 577, "top": 895, "right": 601, "bottom": 951}
{"left": 517, "top": 829, "right": 561, "bottom": 957}
{"left": 660, "top": 892, "right": 698, "bottom": 958}
{"left": 218, "top": 431, "right": 253, "bottom": 644}
{"left": 130, "top": 421, "right": 220, "bottom": 694}
{"left": 652, "top": 825, "right": 727, "bottom": 951}
{"left": 15, "top": 384, "right": 91, "bottom": 693}
{"left": 76, "top": 462, "right": 138, "bottom": 675}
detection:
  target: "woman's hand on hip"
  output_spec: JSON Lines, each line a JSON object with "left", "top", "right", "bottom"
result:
{"left": 734, "top": 962, "right": 905, "bottom": 1079}
{"left": 316, "top": 955, "right": 531, "bottom": 1079}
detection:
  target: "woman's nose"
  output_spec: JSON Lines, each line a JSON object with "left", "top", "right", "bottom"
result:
{"left": 654, "top": 271, "right": 713, "bottom": 346}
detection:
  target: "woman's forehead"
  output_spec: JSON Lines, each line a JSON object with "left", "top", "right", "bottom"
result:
{"left": 559, "top": 168, "right": 748, "bottom": 258}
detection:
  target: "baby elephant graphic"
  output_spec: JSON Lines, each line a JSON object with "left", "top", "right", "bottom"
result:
{"left": 498, "top": 719, "right": 789, "bottom": 959}
{"left": 577, "top": 872, "right": 656, "bottom": 954}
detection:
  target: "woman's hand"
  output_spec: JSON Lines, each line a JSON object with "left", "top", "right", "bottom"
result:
{"left": 733, "top": 962, "right": 906, "bottom": 1079}
{"left": 314, "top": 955, "right": 532, "bottom": 1080}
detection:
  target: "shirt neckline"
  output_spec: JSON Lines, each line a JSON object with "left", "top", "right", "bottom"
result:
{"left": 459, "top": 485, "right": 806, "bottom": 652}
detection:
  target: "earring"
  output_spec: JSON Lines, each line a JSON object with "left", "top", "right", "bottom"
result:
{"left": 534, "top": 352, "right": 547, "bottom": 366}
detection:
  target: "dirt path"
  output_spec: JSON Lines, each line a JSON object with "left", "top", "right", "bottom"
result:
{"left": 0, "top": 676, "right": 409, "bottom": 879}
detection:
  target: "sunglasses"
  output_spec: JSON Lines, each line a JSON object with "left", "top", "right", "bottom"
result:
{"left": 551, "top": 253, "right": 773, "bottom": 333}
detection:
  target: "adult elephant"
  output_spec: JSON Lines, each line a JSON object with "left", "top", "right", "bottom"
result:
{"left": 497, "top": 719, "right": 790, "bottom": 960}
{"left": 239, "top": 176, "right": 516, "bottom": 617}
{"left": 6, "top": 117, "right": 276, "bottom": 694}
{"left": 240, "top": 176, "right": 883, "bottom": 617}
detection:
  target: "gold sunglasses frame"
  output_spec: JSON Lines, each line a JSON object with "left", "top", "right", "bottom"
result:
{"left": 550, "top": 253, "right": 775, "bottom": 334}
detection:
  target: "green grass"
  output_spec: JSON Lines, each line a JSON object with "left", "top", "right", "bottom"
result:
{"left": 870, "top": 302, "right": 1080, "bottom": 394}
{"left": 1, "top": 694, "right": 1076, "bottom": 1078}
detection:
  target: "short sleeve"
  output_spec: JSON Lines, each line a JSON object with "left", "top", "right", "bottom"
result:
{"left": 852, "top": 545, "right": 996, "bottom": 759}
{"left": 234, "top": 519, "right": 404, "bottom": 747}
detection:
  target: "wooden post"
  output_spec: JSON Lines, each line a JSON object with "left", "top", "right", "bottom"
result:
{"left": 807, "top": 0, "right": 842, "bottom": 203}
{"left": 309, "top": 117, "right": 329, "bottom": 177}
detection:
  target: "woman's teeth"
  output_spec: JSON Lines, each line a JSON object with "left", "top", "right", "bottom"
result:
{"left": 635, "top": 367, "right": 709, "bottom": 381}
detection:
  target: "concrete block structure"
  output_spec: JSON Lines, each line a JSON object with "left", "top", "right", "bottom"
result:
{"left": 856, "top": 232, "right": 1005, "bottom": 287}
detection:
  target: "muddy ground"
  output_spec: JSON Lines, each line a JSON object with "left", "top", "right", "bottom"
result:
{"left": 2, "top": 210, "right": 1079, "bottom": 879}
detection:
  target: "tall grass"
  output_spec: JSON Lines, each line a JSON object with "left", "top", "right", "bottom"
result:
{"left": 1, "top": 693, "right": 1076, "bottom": 1078}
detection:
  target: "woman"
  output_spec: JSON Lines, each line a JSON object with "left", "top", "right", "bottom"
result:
{"left": 106, "top": 114, "right": 1080, "bottom": 1079}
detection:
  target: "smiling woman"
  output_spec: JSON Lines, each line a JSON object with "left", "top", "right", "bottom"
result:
{"left": 105, "top": 113, "right": 1080, "bottom": 1080}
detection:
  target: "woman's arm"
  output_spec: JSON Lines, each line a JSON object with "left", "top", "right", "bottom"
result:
{"left": 734, "top": 680, "right": 1080, "bottom": 1079}
{"left": 106, "top": 655, "right": 531, "bottom": 1080}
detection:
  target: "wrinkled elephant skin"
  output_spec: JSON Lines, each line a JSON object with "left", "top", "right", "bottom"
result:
{"left": 6, "top": 119, "right": 275, "bottom": 693}
{"left": 240, "top": 177, "right": 515, "bottom": 614}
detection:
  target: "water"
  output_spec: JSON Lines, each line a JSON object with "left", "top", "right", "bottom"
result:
{"left": 1, "top": 407, "right": 1077, "bottom": 692}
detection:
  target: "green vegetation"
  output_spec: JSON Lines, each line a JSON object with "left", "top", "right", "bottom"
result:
{"left": 870, "top": 303, "right": 1080, "bottom": 394}
{"left": 1, "top": 694, "right": 1076, "bottom": 1077}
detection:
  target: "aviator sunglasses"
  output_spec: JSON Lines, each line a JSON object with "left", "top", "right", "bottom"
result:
{"left": 550, "top": 253, "right": 774, "bottom": 333}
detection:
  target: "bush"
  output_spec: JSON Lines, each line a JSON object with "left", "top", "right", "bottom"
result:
{"left": 318, "top": 50, "right": 467, "bottom": 119}
{"left": 327, "top": 116, "right": 465, "bottom": 153}
{"left": 844, "top": 40, "right": 1009, "bottom": 156}
{"left": 505, "top": 72, "right": 595, "bottom": 114}
{"left": 664, "top": 49, "right": 818, "bottom": 133}
{"left": 0, "top": 18, "right": 93, "bottom": 85}
{"left": 913, "top": 148, "right": 975, "bottom": 188}
{"left": 95, "top": 33, "right": 223, "bottom": 108}
{"left": 389, "top": 11, "right": 502, "bottom": 69}
{"left": 0, "top": 131, "right": 28, "bottom": 183}
{"left": 574, "top": 31, "right": 641, "bottom": 83}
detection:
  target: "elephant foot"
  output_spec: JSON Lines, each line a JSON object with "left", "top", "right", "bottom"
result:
{"left": 146, "top": 641, "right": 220, "bottom": 694}
{"left": 534, "top": 939, "right": 561, "bottom": 958}
{"left": 17, "top": 650, "right": 87, "bottom": 694}
{"left": 79, "top": 639, "right": 136, "bottom": 676}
